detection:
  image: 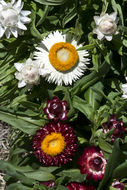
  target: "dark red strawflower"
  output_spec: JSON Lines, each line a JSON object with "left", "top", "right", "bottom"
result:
{"left": 43, "top": 96, "right": 68, "bottom": 121}
{"left": 112, "top": 180, "right": 124, "bottom": 190}
{"left": 102, "top": 115, "right": 126, "bottom": 142}
{"left": 67, "top": 182, "right": 94, "bottom": 190}
{"left": 33, "top": 122, "right": 78, "bottom": 166}
{"left": 40, "top": 180, "right": 55, "bottom": 188}
{"left": 78, "top": 146, "right": 107, "bottom": 181}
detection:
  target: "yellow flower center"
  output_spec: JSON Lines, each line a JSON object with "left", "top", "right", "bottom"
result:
{"left": 49, "top": 42, "right": 79, "bottom": 71}
{"left": 41, "top": 132, "right": 66, "bottom": 156}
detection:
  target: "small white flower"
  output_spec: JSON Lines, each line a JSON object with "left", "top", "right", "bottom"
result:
{"left": 93, "top": 12, "right": 118, "bottom": 41}
{"left": 14, "top": 58, "right": 40, "bottom": 90}
{"left": 34, "top": 30, "right": 90, "bottom": 86}
{"left": 121, "top": 77, "right": 127, "bottom": 99}
{"left": 0, "top": 0, "right": 31, "bottom": 38}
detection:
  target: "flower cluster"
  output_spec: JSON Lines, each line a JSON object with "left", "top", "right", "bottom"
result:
{"left": 2, "top": 0, "right": 127, "bottom": 190}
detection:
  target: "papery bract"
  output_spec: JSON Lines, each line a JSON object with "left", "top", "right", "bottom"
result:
{"left": 78, "top": 146, "right": 107, "bottom": 181}
{"left": 43, "top": 96, "right": 68, "bottom": 121}
{"left": 14, "top": 58, "right": 40, "bottom": 90}
{"left": 112, "top": 180, "right": 124, "bottom": 190}
{"left": 0, "top": 0, "right": 31, "bottom": 38}
{"left": 121, "top": 77, "right": 127, "bottom": 99}
{"left": 93, "top": 12, "right": 118, "bottom": 41}
{"left": 33, "top": 122, "right": 78, "bottom": 166}
{"left": 34, "top": 30, "right": 90, "bottom": 86}
{"left": 102, "top": 115, "right": 126, "bottom": 142}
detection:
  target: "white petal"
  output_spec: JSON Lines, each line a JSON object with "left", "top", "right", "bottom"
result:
{"left": 11, "top": 0, "right": 16, "bottom": 5}
{"left": 26, "top": 58, "right": 32, "bottom": 64}
{"left": 21, "top": 10, "right": 31, "bottom": 16}
{"left": 5, "top": 29, "right": 11, "bottom": 39}
{"left": 94, "top": 16, "right": 102, "bottom": 25}
{"left": 0, "top": 26, "right": 5, "bottom": 38}
{"left": 13, "top": 0, "right": 22, "bottom": 9}
{"left": 109, "top": 12, "right": 117, "bottom": 21}
{"left": 95, "top": 29, "right": 104, "bottom": 40}
{"left": 105, "top": 35, "right": 112, "bottom": 41}
{"left": 15, "top": 72, "right": 22, "bottom": 80}
{"left": 17, "top": 21, "right": 27, "bottom": 30}
{"left": 122, "top": 94, "right": 127, "bottom": 99}
{"left": 14, "top": 63, "right": 23, "bottom": 71}
{"left": 0, "top": 0, "right": 7, "bottom": 6}
{"left": 20, "top": 16, "right": 31, "bottom": 23}
{"left": 42, "top": 30, "right": 65, "bottom": 50}
{"left": 18, "top": 80, "right": 26, "bottom": 88}
{"left": 11, "top": 27, "right": 18, "bottom": 38}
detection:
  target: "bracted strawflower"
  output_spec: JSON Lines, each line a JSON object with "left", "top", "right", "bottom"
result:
{"left": 14, "top": 58, "right": 41, "bottom": 90}
{"left": 34, "top": 30, "right": 90, "bottom": 86}
{"left": 67, "top": 182, "right": 94, "bottom": 190}
{"left": 93, "top": 12, "right": 118, "bottom": 41}
{"left": 0, "top": 0, "right": 31, "bottom": 38}
{"left": 33, "top": 122, "right": 78, "bottom": 166}
{"left": 78, "top": 146, "right": 107, "bottom": 181}
{"left": 43, "top": 96, "right": 68, "bottom": 121}
{"left": 112, "top": 180, "right": 124, "bottom": 190}
{"left": 102, "top": 115, "right": 126, "bottom": 142}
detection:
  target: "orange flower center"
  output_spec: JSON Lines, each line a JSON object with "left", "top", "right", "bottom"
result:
{"left": 41, "top": 132, "right": 66, "bottom": 156}
{"left": 49, "top": 42, "right": 79, "bottom": 71}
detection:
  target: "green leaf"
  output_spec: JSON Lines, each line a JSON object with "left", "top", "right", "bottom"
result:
{"left": 98, "top": 137, "right": 112, "bottom": 154}
{"left": 98, "top": 139, "right": 124, "bottom": 190}
{"left": 84, "top": 82, "right": 104, "bottom": 110}
{"left": 0, "top": 108, "right": 45, "bottom": 135}
{"left": 57, "top": 169, "right": 86, "bottom": 182}
{"left": 73, "top": 95, "right": 94, "bottom": 122}
{"left": 6, "top": 183, "right": 31, "bottom": 190}
{"left": 113, "top": 161, "right": 127, "bottom": 179}
{"left": 0, "top": 160, "right": 34, "bottom": 185}
{"left": 24, "top": 170, "right": 55, "bottom": 181}
{"left": 34, "top": 0, "right": 67, "bottom": 5}
{"left": 56, "top": 185, "right": 68, "bottom": 190}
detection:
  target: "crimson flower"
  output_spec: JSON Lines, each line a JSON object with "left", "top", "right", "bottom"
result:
{"left": 102, "top": 115, "right": 126, "bottom": 142}
{"left": 43, "top": 96, "right": 68, "bottom": 121}
{"left": 33, "top": 122, "right": 78, "bottom": 166}
{"left": 67, "top": 182, "right": 94, "bottom": 190}
{"left": 112, "top": 180, "right": 124, "bottom": 190}
{"left": 78, "top": 146, "right": 107, "bottom": 181}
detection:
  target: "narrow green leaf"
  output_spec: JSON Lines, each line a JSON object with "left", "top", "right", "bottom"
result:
{"left": 73, "top": 95, "right": 94, "bottom": 122}
{"left": 24, "top": 170, "right": 55, "bottom": 181}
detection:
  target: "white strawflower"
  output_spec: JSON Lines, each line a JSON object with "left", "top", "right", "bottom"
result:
{"left": 121, "top": 77, "right": 127, "bottom": 99}
{"left": 14, "top": 58, "right": 41, "bottom": 90}
{"left": 0, "top": 0, "right": 31, "bottom": 38}
{"left": 34, "top": 30, "right": 90, "bottom": 86}
{"left": 93, "top": 12, "right": 118, "bottom": 41}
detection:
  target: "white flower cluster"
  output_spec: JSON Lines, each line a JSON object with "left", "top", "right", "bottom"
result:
{"left": 14, "top": 58, "right": 41, "bottom": 91}
{"left": 0, "top": 0, "right": 31, "bottom": 38}
{"left": 93, "top": 12, "right": 118, "bottom": 41}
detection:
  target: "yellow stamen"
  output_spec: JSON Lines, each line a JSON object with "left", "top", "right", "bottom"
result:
{"left": 41, "top": 132, "right": 66, "bottom": 156}
{"left": 49, "top": 42, "right": 79, "bottom": 71}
